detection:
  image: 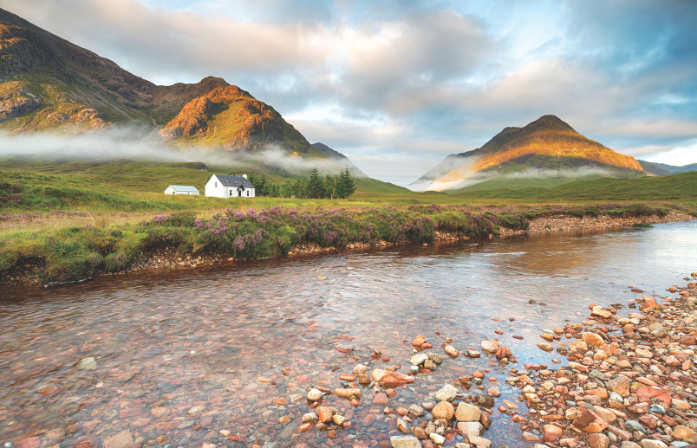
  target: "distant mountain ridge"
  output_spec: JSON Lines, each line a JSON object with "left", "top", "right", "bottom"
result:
{"left": 638, "top": 160, "right": 673, "bottom": 176}
{"left": 411, "top": 149, "right": 478, "bottom": 186}
{"left": 413, "top": 115, "right": 645, "bottom": 191}
{"left": 311, "top": 142, "right": 368, "bottom": 177}
{"left": 639, "top": 160, "right": 697, "bottom": 175}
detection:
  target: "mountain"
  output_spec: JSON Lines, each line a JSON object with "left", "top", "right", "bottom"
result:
{"left": 638, "top": 160, "right": 673, "bottom": 176}
{"left": 414, "top": 115, "right": 645, "bottom": 191}
{"left": 158, "top": 85, "right": 326, "bottom": 157}
{"left": 311, "top": 142, "right": 368, "bottom": 177}
{"left": 639, "top": 161, "right": 697, "bottom": 175}
{"left": 410, "top": 149, "right": 478, "bottom": 187}
{"left": 0, "top": 8, "right": 326, "bottom": 159}
{"left": 0, "top": 8, "right": 233, "bottom": 132}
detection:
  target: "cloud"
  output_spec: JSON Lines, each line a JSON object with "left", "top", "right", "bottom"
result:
{"left": 1, "top": 0, "right": 697, "bottom": 184}
{"left": 0, "top": 128, "right": 357, "bottom": 176}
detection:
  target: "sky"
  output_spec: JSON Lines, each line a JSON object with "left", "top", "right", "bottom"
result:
{"left": 2, "top": 0, "right": 697, "bottom": 185}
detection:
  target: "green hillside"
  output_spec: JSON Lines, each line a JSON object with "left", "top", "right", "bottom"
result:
{"left": 0, "top": 158, "right": 414, "bottom": 212}
{"left": 456, "top": 171, "right": 697, "bottom": 202}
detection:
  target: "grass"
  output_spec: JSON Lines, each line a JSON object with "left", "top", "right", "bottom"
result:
{"left": 2, "top": 201, "right": 691, "bottom": 284}
{"left": 1, "top": 159, "right": 696, "bottom": 284}
{"left": 455, "top": 171, "right": 697, "bottom": 203}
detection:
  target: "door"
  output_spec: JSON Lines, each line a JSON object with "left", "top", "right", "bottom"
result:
{"left": 238, "top": 190, "right": 241, "bottom": 197}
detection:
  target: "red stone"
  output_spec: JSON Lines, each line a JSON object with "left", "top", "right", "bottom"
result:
{"left": 15, "top": 438, "right": 40, "bottom": 448}
{"left": 636, "top": 386, "right": 672, "bottom": 406}
{"left": 373, "top": 393, "right": 389, "bottom": 405}
{"left": 155, "top": 421, "right": 179, "bottom": 433}
{"left": 119, "top": 408, "right": 142, "bottom": 419}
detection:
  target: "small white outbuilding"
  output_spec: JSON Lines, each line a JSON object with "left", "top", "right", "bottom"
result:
{"left": 205, "top": 174, "right": 255, "bottom": 198}
{"left": 164, "top": 185, "right": 201, "bottom": 195}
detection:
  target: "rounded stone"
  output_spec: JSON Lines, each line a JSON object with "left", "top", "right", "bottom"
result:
{"left": 432, "top": 401, "right": 455, "bottom": 420}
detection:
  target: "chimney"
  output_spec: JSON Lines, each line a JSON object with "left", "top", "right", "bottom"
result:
{"left": 242, "top": 174, "right": 247, "bottom": 179}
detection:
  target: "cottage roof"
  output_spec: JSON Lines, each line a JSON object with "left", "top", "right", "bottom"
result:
{"left": 167, "top": 185, "right": 200, "bottom": 192}
{"left": 213, "top": 174, "right": 254, "bottom": 189}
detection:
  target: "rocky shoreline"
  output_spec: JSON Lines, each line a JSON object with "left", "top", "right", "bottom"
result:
{"left": 499, "top": 210, "right": 693, "bottom": 237}
{"left": 509, "top": 277, "right": 697, "bottom": 448}
{"left": 1, "top": 211, "right": 692, "bottom": 288}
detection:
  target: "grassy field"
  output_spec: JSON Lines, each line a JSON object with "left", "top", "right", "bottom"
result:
{"left": 1, "top": 159, "right": 696, "bottom": 284}
{"left": 455, "top": 171, "right": 697, "bottom": 203}
{"left": 1, "top": 160, "right": 696, "bottom": 219}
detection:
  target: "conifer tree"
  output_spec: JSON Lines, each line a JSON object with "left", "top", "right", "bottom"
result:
{"left": 337, "top": 167, "right": 356, "bottom": 198}
{"left": 307, "top": 169, "right": 325, "bottom": 199}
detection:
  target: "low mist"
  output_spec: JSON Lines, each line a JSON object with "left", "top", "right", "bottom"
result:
{"left": 0, "top": 127, "right": 364, "bottom": 177}
{"left": 414, "top": 164, "right": 627, "bottom": 192}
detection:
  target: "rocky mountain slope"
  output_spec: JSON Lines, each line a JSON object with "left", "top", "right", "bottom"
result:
{"left": 0, "top": 8, "right": 326, "bottom": 158}
{"left": 413, "top": 115, "right": 645, "bottom": 191}
{"left": 311, "top": 142, "right": 368, "bottom": 177}
{"left": 0, "top": 8, "right": 234, "bottom": 132}
{"left": 158, "top": 85, "right": 325, "bottom": 157}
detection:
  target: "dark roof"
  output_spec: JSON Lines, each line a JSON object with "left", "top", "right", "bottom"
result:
{"left": 213, "top": 174, "right": 254, "bottom": 188}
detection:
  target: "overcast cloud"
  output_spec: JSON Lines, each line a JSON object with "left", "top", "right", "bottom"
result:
{"left": 1, "top": 0, "right": 696, "bottom": 185}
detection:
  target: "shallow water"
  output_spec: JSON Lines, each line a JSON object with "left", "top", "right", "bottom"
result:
{"left": 2, "top": 221, "right": 697, "bottom": 447}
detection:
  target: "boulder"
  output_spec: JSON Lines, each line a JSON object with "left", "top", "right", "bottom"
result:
{"left": 444, "top": 345, "right": 460, "bottom": 357}
{"left": 455, "top": 403, "right": 481, "bottom": 422}
{"left": 457, "top": 422, "right": 483, "bottom": 436}
{"left": 432, "top": 401, "right": 455, "bottom": 420}
{"left": 410, "top": 354, "right": 429, "bottom": 366}
{"left": 390, "top": 435, "right": 421, "bottom": 448}
{"left": 412, "top": 336, "right": 426, "bottom": 347}
{"left": 587, "top": 433, "right": 609, "bottom": 448}
{"left": 480, "top": 340, "right": 500, "bottom": 353}
{"left": 607, "top": 375, "right": 630, "bottom": 397}
{"left": 371, "top": 370, "right": 415, "bottom": 386}
{"left": 307, "top": 388, "right": 323, "bottom": 401}
{"left": 435, "top": 384, "right": 459, "bottom": 402}
{"left": 537, "top": 342, "right": 553, "bottom": 352}
{"left": 468, "top": 436, "right": 491, "bottom": 448}
{"left": 582, "top": 332, "right": 604, "bottom": 347}
{"left": 672, "top": 425, "right": 697, "bottom": 443}
{"left": 571, "top": 410, "right": 608, "bottom": 433}
{"left": 333, "top": 388, "right": 361, "bottom": 399}
{"left": 639, "top": 441, "right": 667, "bottom": 448}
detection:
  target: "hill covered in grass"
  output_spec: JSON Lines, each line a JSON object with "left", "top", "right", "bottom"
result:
{"left": 0, "top": 158, "right": 412, "bottom": 212}
{"left": 455, "top": 171, "right": 697, "bottom": 203}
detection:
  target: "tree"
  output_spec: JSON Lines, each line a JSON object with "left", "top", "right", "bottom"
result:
{"left": 281, "top": 180, "right": 294, "bottom": 198}
{"left": 337, "top": 167, "right": 356, "bottom": 198}
{"left": 258, "top": 174, "right": 268, "bottom": 196}
{"left": 294, "top": 178, "right": 306, "bottom": 198}
{"left": 324, "top": 175, "right": 337, "bottom": 199}
{"left": 306, "top": 169, "right": 325, "bottom": 199}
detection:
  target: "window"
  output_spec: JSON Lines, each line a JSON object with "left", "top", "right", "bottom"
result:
{"left": 215, "top": 182, "right": 217, "bottom": 187}
{"left": 247, "top": 191, "right": 250, "bottom": 197}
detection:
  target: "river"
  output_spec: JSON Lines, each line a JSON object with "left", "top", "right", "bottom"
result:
{"left": 1, "top": 221, "right": 696, "bottom": 447}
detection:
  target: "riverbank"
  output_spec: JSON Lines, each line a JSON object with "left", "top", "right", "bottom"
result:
{"left": 1, "top": 203, "right": 694, "bottom": 287}
{"left": 508, "top": 276, "right": 697, "bottom": 448}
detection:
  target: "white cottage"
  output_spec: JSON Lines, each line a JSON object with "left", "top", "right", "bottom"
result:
{"left": 164, "top": 185, "right": 201, "bottom": 195}
{"left": 205, "top": 174, "right": 255, "bottom": 198}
